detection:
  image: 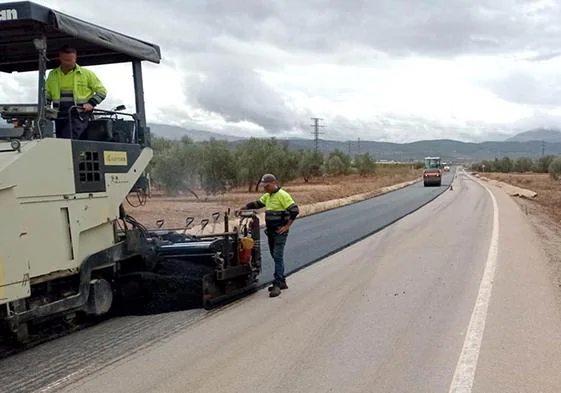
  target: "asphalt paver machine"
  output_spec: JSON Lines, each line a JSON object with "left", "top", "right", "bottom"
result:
{"left": 0, "top": 1, "right": 262, "bottom": 344}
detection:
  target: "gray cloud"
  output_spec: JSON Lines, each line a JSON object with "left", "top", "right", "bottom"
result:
{"left": 145, "top": 0, "right": 561, "bottom": 139}
{"left": 525, "top": 51, "right": 561, "bottom": 62}
{"left": 185, "top": 61, "right": 301, "bottom": 133}
{"left": 3, "top": 0, "right": 561, "bottom": 142}
{"left": 150, "top": 0, "right": 561, "bottom": 58}
{"left": 484, "top": 68, "right": 561, "bottom": 107}
{"left": 512, "top": 110, "right": 561, "bottom": 131}
{"left": 58, "top": 0, "right": 561, "bottom": 60}
{"left": 0, "top": 73, "right": 36, "bottom": 103}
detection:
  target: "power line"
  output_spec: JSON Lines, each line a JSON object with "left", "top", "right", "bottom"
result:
{"left": 310, "top": 117, "right": 325, "bottom": 154}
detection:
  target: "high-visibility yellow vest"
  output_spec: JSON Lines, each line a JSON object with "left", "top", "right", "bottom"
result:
{"left": 45, "top": 64, "right": 107, "bottom": 108}
{"left": 258, "top": 188, "right": 297, "bottom": 227}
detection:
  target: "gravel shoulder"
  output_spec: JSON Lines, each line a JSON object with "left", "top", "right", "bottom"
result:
{"left": 469, "top": 173, "right": 561, "bottom": 393}
{"left": 474, "top": 171, "right": 561, "bottom": 299}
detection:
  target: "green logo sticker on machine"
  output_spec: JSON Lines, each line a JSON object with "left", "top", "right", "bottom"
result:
{"left": 104, "top": 151, "right": 128, "bottom": 166}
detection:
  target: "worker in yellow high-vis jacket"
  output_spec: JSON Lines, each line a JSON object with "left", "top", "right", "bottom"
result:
{"left": 242, "top": 173, "right": 299, "bottom": 298}
{"left": 46, "top": 45, "right": 107, "bottom": 139}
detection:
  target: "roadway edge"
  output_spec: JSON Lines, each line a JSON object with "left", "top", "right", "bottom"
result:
{"left": 256, "top": 174, "right": 453, "bottom": 290}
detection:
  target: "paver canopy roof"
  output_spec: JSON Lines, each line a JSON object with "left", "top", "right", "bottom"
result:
{"left": 0, "top": 1, "right": 162, "bottom": 73}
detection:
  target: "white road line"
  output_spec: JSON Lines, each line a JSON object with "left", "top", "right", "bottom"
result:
{"left": 448, "top": 171, "right": 500, "bottom": 393}
{"left": 34, "top": 366, "right": 94, "bottom": 393}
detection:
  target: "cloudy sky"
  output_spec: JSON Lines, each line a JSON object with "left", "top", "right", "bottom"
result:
{"left": 1, "top": 0, "right": 561, "bottom": 143}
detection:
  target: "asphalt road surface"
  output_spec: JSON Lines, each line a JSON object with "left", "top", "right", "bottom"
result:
{"left": 258, "top": 173, "right": 453, "bottom": 286}
{"left": 0, "top": 173, "right": 453, "bottom": 393}
{"left": 8, "top": 169, "right": 561, "bottom": 392}
{"left": 12, "top": 168, "right": 561, "bottom": 393}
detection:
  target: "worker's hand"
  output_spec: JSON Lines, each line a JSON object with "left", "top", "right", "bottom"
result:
{"left": 82, "top": 103, "right": 94, "bottom": 112}
{"left": 276, "top": 225, "right": 290, "bottom": 234}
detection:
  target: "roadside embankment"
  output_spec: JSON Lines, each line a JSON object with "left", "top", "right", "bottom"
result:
{"left": 472, "top": 172, "right": 538, "bottom": 199}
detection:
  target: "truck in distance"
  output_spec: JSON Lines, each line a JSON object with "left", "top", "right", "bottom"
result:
{"left": 423, "top": 156, "right": 442, "bottom": 187}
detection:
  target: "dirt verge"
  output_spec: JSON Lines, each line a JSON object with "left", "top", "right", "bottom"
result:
{"left": 472, "top": 173, "right": 538, "bottom": 199}
{"left": 472, "top": 171, "right": 561, "bottom": 290}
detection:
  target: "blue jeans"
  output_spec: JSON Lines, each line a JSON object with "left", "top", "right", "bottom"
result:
{"left": 266, "top": 230, "right": 288, "bottom": 285}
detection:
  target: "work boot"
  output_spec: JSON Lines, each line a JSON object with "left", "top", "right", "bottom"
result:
{"left": 268, "top": 281, "right": 288, "bottom": 291}
{"left": 269, "top": 286, "right": 281, "bottom": 297}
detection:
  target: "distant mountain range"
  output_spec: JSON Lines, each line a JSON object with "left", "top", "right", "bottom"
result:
{"left": 3, "top": 120, "right": 561, "bottom": 162}
{"left": 505, "top": 128, "right": 561, "bottom": 143}
{"left": 148, "top": 124, "right": 561, "bottom": 162}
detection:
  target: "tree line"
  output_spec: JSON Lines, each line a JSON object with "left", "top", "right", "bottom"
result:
{"left": 470, "top": 155, "right": 561, "bottom": 179}
{"left": 147, "top": 136, "right": 409, "bottom": 196}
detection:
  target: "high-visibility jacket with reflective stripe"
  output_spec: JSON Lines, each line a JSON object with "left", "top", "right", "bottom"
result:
{"left": 246, "top": 187, "right": 299, "bottom": 229}
{"left": 45, "top": 64, "right": 107, "bottom": 108}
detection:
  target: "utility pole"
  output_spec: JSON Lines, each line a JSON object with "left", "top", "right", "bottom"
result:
{"left": 357, "top": 137, "right": 361, "bottom": 154}
{"left": 347, "top": 140, "right": 352, "bottom": 156}
{"left": 542, "top": 140, "right": 545, "bottom": 157}
{"left": 310, "top": 117, "right": 324, "bottom": 154}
